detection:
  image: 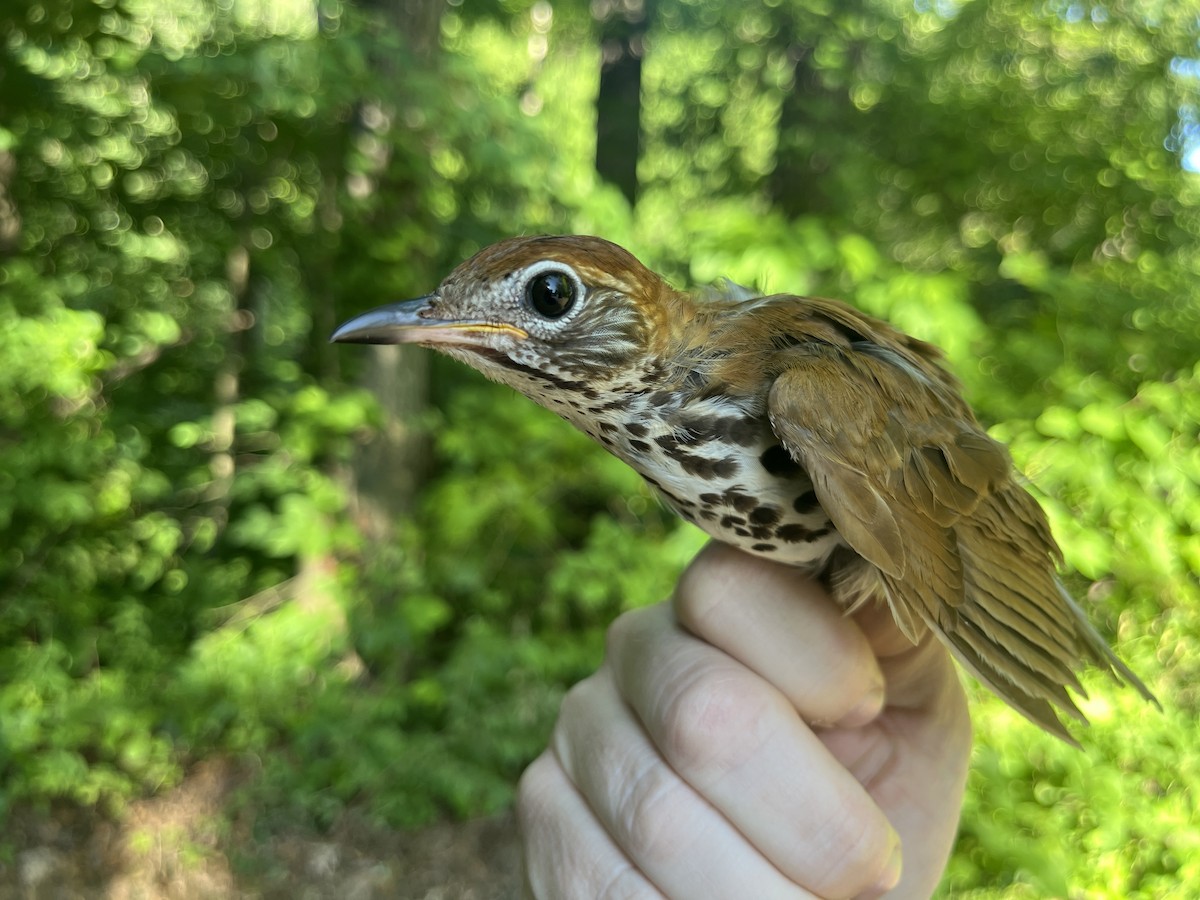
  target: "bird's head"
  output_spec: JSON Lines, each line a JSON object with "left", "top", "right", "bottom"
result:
{"left": 332, "top": 235, "right": 686, "bottom": 401}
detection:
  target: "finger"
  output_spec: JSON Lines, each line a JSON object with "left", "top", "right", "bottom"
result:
{"left": 818, "top": 688, "right": 969, "bottom": 900}
{"left": 850, "top": 599, "right": 967, "bottom": 716}
{"left": 609, "top": 604, "right": 903, "bottom": 899}
{"left": 826, "top": 604, "right": 972, "bottom": 900}
{"left": 674, "top": 542, "right": 885, "bottom": 728}
{"left": 517, "top": 750, "right": 665, "bottom": 900}
{"left": 551, "top": 665, "right": 816, "bottom": 900}
{"left": 849, "top": 596, "right": 923, "bottom": 660}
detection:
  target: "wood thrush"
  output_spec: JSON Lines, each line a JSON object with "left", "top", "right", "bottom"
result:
{"left": 332, "top": 234, "right": 1155, "bottom": 742}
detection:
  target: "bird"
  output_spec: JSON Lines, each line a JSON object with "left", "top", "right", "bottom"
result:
{"left": 331, "top": 234, "right": 1156, "bottom": 743}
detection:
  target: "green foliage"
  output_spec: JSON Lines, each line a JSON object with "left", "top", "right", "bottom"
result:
{"left": 940, "top": 367, "right": 1199, "bottom": 894}
{"left": 2, "top": 0, "right": 1199, "bottom": 895}
{"left": 0, "top": 0, "right": 584, "bottom": 823}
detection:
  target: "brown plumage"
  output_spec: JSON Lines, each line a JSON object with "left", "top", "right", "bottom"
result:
{"left": 332, "top": 234, "right": 1156, "bottom": 743}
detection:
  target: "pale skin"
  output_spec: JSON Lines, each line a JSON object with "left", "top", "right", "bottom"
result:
{"left": 517, "top": 543, "right": 973, "bottom": 899}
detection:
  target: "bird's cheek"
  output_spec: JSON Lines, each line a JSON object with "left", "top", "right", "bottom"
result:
{"left": 466, "top": 330, "right": 526, "bottom": 360}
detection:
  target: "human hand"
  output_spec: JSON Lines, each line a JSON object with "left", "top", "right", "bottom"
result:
{"left": 517, "top": 542, "right": 971, "bottom": 898}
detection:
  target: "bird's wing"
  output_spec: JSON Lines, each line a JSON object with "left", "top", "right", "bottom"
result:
{"left": 765, "top": 339, "right": 1130, "bottom": 742}
{"left": 766, "top": 341, "right": 1009, "bottom": 584}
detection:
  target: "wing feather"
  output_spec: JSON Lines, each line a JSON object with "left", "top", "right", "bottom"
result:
{"left": 765, "top": 333, "right": 1153, "bottom": 740}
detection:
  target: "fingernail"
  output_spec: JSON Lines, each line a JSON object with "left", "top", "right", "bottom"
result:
{"left": 838, "top": 682, "right": 885, "bottom": 728}
{"left": 873, "top": 834, "right": 903, "bottom": 894}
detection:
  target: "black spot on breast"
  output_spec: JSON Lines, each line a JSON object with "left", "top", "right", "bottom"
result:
{"left": 748, "top": 505, "right": 782, "bottom": 526}
{"left": 677, "top": 453, "right": 738, "bottom": 480}
{"left": 751, "top": 543, "right": 778, "bottom": 553}
{"left": 691, "top": 453, "right": 734, "bottom": 482}
{"left": 734, "top": 527, "right": 751, "bottom": 537}
{"left": 624, "top": 422, "right": 648, "bottom": 437}
{"left": 649, "top": 390, "right": 677, "bottom": 408}
{"left": 699, "top": 492, "right": 722, "bottom": 506}
{"left": 725, "top": 418, "right": 761, "bottom": 446}
{"left": 599, "top": 421, "right": 618, "bottom": 433}
{"left": 655, "top": 434, "right": 680, "bottom": 451}
{"left": 629, "top": 439, "right": 652, "bottom": 453}
{"left": 724, "top": 490, "right": 758, "bottom": 513}
{"left": 760, "top": 445, "right": 802, "bottom": 478}
{"left": 697, "top": 509, "right": 717, "bottom": 521}
{"left": 677, "top": 416, "right": 760, "bottom": 447}
{"left": 775, "top": 523, "right": 829, "bottom": 543}
{"left": 719, "top": 515, "right": 745, "bottom": 529}
{"left": 793, "top": 490, "right": 819, "bottom": 514}
{"left": 750, "top": 525, "right": 773, "bottom": 540}
{"left": 712, "top": 457, "right": 739, "bottom": 478}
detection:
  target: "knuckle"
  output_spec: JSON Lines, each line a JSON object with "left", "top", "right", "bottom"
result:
{"left": 610, "top": 760, "right": 692, "bottom": 870}
{"left": 517, "top": 754, "right": 663, "bottom": 900}
{"left": 659, "top": 664, "right": 776, "bottom": 777}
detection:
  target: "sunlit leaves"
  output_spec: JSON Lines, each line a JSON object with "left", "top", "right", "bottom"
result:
{"left": 0, "top": 0, "right": 390, "bottom": 817}
{"left": 3, "top": 3, "right": 1199, "bottom": 887}
{"left": 0, "top": 0, "right": 601, "bottom": 829}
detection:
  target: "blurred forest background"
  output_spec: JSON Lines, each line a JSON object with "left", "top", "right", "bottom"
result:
{"left": 2, "top": 0, "right": 1198, "bottom": 895}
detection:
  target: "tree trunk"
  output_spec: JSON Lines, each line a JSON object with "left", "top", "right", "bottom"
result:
{"left": 348, "top": 0, "right": 445, "bottom": 543}
{"left": 210, "top": 243, "right": 250, "bottom": 531}
{"left": 0, "top": 151, "right": 21, "bottom": 255}
{"left": 769, "top": 43, "right": 838, "bottom": 219}
{"left": 594, "top": 0, "right": 649, "bottom": 205}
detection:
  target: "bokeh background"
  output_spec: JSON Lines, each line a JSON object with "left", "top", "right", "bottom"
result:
{"left": 1, "top": 0, "right": 1198, "bottom": 895}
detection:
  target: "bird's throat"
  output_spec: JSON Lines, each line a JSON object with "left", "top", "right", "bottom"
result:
{"left": 553, "top": 384, "right": 843, "bottom": 572}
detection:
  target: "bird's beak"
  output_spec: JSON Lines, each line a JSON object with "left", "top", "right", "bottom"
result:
{"left": 330, "top": 297, "right": 528, "bottom": 345}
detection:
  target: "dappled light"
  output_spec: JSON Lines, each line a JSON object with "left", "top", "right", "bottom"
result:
{"left": 2, "top": 0, "right": 1199, "bottom": 895}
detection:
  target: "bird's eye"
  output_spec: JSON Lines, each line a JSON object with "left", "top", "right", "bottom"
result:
{"left": 525, "top": 271, "right": 577, "bottom": 319}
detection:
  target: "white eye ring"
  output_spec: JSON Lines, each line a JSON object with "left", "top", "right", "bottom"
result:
{"left": 520, "top": 261, "right": 585, "bottom": 323}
